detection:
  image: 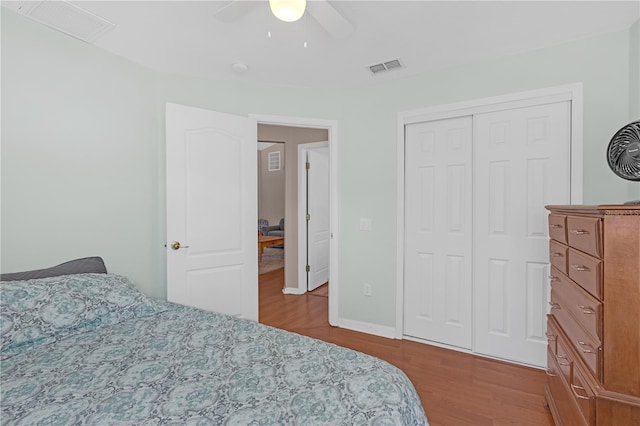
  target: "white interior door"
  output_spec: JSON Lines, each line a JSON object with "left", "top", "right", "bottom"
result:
{"left": 307, "top": 147, "right": 330, "bottom": 291}
{"left": 474, "top": 101, "right": 571, "bottom": 366}
{"left": 404, "top": 116, "right": 473, "bottom": 349}
{"left": 166, "top": 102, "right": 258, "bottom": 321}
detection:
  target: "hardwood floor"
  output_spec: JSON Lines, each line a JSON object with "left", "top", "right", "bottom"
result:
{"left": 259, "top": 268, "right": 554, "bottom": 426}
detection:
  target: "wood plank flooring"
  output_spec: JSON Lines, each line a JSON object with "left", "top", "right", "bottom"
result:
{"left": 259, "top": 268, "right": 554, "bottom": 426}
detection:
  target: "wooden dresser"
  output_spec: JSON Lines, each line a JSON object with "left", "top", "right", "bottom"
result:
{"left": 544, "top": 205, "right": 640, "bottom": 425}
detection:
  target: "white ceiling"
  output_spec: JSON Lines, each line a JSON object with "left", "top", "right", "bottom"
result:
{"left": 4, "top": 1, "right": 639, "bottom": 90}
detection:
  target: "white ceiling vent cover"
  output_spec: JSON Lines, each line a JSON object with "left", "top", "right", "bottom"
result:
{"left": 368, "top": 59, "right": 404, "bottom": 75}
{"left": 22, "top": 1, "right": 115, "bottom": 43}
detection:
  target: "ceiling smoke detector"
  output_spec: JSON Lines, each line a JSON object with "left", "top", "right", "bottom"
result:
{"left": 368, "top": 59, "right": 404, "bottom": 75}
{"left": 231, "top": 63, "right": 250, "bottom": 74}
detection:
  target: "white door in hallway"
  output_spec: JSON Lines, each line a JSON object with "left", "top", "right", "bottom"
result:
{"left": 307, "top": 146, "right": 330, "bottom": 291}
{"left": 474, "top": 101, "right": 571, "bottom": 366}
{"left": 404, "top": 116, "right": 473, "bottom": 349}
{"left": 166, "top": 102, "right": 258, "bottom": 321}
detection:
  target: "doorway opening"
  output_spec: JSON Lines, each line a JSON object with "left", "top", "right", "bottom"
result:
{"left": 257, "top": 140, "right": 286, "bottom": 276}
{"left": 254, "top": 116, "right": 339, "bottom": 327}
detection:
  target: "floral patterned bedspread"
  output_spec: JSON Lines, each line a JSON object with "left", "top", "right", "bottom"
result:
{"left": 1, "top": 301, "right": 427, "bottom": 425}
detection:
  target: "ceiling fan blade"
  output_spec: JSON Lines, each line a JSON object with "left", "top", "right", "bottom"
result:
{"left": 306, "top": 0, "right": 355, "bottom": 39}
{"left": 212, "top": 0, "right": 256, "bottom": 23}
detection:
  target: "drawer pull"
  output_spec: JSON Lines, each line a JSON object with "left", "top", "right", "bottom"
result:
{"left": 548, "top": 302, "right": 560, "bottom": 310}
{"left": 545, "top": 368, "right": 557, "bottom": 377}
{"left": 551, "top": 252, "right": 564, "bottom": 257}
{"left": 556, "top": 354, "right": 571, "bottom": 366}
{"left": 571, "top": 264, "right": 590, "bottom": 272}
{"left": 550, "top": 224, "right": 563, "bottom": 229}
{"left": 548, "top": 275, "right": 559, "bottom": 282}
{"left": 570, "top": 229, "right": 589, "bottom": 235}
{"left": 577, "top": 305, "right": 596, "bottom": 315}
{"left": 571, "top": 384, "right": 590, "bottom": 400}
{"left": 577, "top": 341, "right": 596, "bottom": 354}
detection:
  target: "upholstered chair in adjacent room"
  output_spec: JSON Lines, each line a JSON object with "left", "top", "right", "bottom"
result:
{"left": 265, "top": 218, "right": 284, "bottom": 237}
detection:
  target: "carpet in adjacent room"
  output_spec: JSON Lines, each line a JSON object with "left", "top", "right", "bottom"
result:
{"left": 259, "top": 247, "right": 284, "bottom": 274}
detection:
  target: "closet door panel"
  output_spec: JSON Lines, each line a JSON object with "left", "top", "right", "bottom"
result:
{"left": 404, "top": 116, "right": 473, "bottom": 349}
{"left": 474, "top": 101, "right": 571, "bottom": 366}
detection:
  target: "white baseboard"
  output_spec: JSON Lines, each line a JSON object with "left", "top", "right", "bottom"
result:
{"left": 338, "top": 318, "right": 397, "bottom": 339}
{"left": 276, "top": 291, "right": 397, "bottom": 340}
{"left": 282, "top": 287, "right": 306, "bottom": 295}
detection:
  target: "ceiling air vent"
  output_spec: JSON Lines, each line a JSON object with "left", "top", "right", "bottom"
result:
{"left": 19, "top": 0, "right": 115, "bottom": 43}
{"left": 368, "top": 59, "right": 404, "bottom": 75}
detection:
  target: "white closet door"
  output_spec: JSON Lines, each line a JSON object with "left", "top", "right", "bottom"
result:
{"left": 474, "top": 101, "right": 571, "bottom": 366}
{"left": 404, "top": 116, "right": 473, "bottom": 349}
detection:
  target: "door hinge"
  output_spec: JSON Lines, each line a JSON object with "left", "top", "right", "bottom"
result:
{"left": 306, "top": 214, "right": 310, "bottom": 221}
{"left": 306, "top": 265, "right": 310, "bottom": 272}
{"left": 306, "top": 161, "right": 310, "bottom": 170}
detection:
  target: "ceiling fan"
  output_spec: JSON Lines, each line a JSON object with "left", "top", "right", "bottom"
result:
{"left": 212, "top": 0, "right": 355, "bottom": 39}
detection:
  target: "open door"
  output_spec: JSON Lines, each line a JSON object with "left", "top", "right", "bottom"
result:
{"left": 166, "top": 102, "right": 258, "bottom": 321}
{"left": 305, "top": 146, "right": 330, "bottom": 291}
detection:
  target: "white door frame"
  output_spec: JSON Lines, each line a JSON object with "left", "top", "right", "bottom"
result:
{"left": 297, "top": 142, "right": 329, "bottom": 293}
{"left": 251, "top": 114, "right": 339, "bottom": 327}
{"left": 395, "top": 83, "right": 584, "bottom": 339}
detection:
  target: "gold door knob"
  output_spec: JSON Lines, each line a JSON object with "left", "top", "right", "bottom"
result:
{"left": 170, "top": 241, "right": 189, "bottom": 250}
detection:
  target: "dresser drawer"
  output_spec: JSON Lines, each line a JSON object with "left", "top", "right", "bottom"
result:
{"left": 568, "top": 248, "right": 603, "bottom": 300}
{"left": 550, "top": 266, "right": 602, "bottom": 342}
{"left": 549, "top": 214, "right": 568, "bottom": 244}
{"left": 571, "top": 362, "right": 596, "bottom": 426}
{"left": 547, "top": 348, "right": 588, "bottom": 426}
{"left": 550, "top": 292, "right": 602, "bottom": 380}
{"left": 546, "top": 314, "right": 559, "bottom": 356}
{"left": 556, "top": 330, "right": 574, "bottom": 385}
{"left": 567, "top": 216, "right": 603, "bottom": 258}
{"left": 550, "top": 241, "right": 569, "bottom": 275}
{"left": 547, "top": 317, "right": 597, "bottom": 426}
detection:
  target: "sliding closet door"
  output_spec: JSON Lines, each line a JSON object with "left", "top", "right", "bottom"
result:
{"left": 404, "top": 116, "right": 473, "bottom": 349}
{"left": 474, "top": 101, "right": 571, "bottom": 366}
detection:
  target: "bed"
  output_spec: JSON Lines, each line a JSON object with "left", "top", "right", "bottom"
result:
{"left": 1, "top": 262, "right": 427, "bottom": 425}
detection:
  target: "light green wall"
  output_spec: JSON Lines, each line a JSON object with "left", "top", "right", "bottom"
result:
{"left": 2, "top": 9, "right": 637, "bottom": 328}
{"left": 337, "top": 28, "right": 634, "bottom": 326}
{"left": 0, "top": 9, "right": 340, "bottom": 298}
{"left": 630, "top": 20, "right": 640, "bottom": 120}
{"left": 1, "top": 10, "right": 160, "bottom": 295}
{"left": 629, "top": 20, "right": 640, "bottom": 201}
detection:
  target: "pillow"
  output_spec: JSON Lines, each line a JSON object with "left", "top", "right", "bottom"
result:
{"left": 0, "top": 257, "right": 107, "bottom": 282}
{"left": 0, "top": 273, "right": 164, "bottom": 358}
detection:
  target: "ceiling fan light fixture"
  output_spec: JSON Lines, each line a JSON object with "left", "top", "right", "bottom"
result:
{"left": 269, "top": 0, "right": 306, "bottom": 22}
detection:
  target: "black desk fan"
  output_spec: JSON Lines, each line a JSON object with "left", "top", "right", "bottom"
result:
{"left": 607, "top": 120, "right": 640, "bottom": 204}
